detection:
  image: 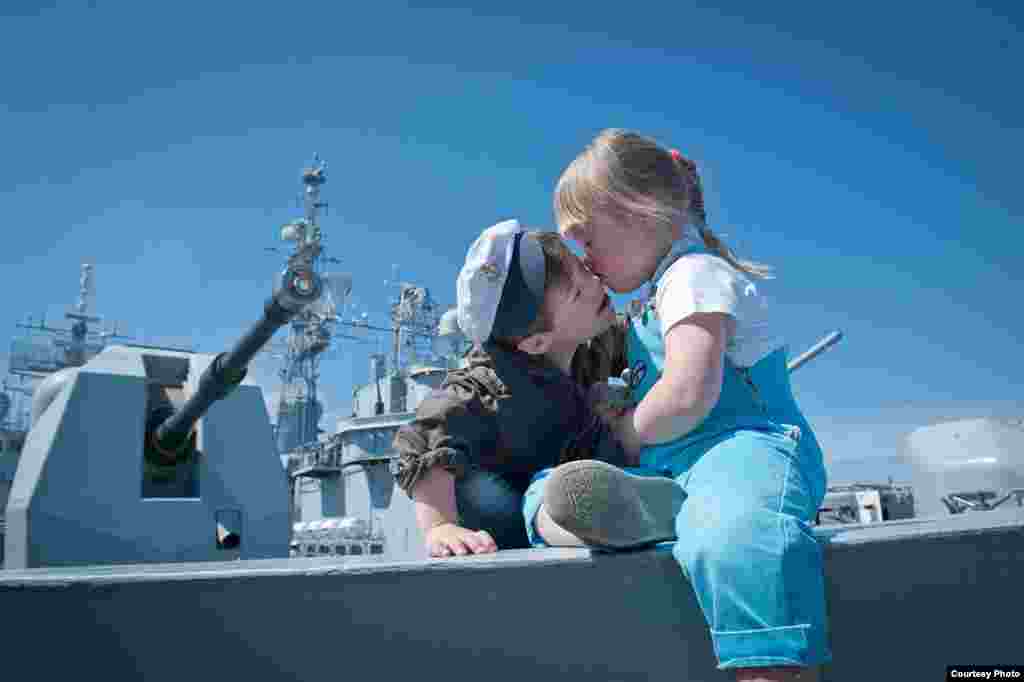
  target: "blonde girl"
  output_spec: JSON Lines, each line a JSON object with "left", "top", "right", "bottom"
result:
{"left": 526, "top": 129, "right": 830, "bottom": 682}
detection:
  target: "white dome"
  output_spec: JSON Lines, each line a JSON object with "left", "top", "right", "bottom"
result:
{"left": 905, "top": 418, "right": 1024, "bottom": 517}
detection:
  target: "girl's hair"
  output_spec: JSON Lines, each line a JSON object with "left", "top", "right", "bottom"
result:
{"left": 554, "top": 128, "right": 772, "bottom": 279}
{"left": 492, "top": 231, "right": 574, "bottom": 345}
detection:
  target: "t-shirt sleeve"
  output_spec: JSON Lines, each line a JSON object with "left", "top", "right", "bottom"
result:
{"left": 654, "top": 253, "right": 743, "bottom": 335}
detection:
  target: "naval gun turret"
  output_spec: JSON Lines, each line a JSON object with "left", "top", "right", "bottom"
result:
{"left": 3, "top": 266, "right": 322, "bottom": 569}
{"left": 146, "top": 266, "right": 322, "bottom": 479}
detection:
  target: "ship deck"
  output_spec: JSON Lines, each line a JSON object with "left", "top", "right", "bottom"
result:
{"left": 3, "top": 507, "right": 1023, "bottom": 681}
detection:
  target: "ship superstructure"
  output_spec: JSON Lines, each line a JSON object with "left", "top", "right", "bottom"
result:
{"left": 267, "top": 154, "right": 351, "bottom": 456}
{"left": 2, "top": 264, "right": 112, "bottom": 440}
{"left": 265, "top": 156, "right": 467, "bottom": 558}
{"left": 0, "top": 263, "right": 194, "bottom": 564}
{"left": 284, "top": 275, "right": 467, "bottom": 558}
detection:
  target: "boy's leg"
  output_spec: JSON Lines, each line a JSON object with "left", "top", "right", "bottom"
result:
{"left": 672, "top": 429, "right": 830, "bottom": 675}
{"left": 455, "top": 469, "right": 530, "bottom": 550}
{"left": 534, "top": 501, "right": 589, "bottom": 547}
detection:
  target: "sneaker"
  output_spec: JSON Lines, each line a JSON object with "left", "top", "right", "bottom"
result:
{"left": 543, "top": 460, "right": 683, "bottom": 549}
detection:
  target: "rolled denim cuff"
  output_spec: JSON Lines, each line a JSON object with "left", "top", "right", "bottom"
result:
{"left": 712, "top": 623, "right": 832, "bottom": 670}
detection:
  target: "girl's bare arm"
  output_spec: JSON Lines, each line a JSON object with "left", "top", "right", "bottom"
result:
{"left": 615, "top": 312, "right": 728, "bottom": 454}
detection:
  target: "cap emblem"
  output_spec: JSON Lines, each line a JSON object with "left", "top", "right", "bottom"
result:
{"left": 477, "top": 261, "right": 502, "bottom": 281}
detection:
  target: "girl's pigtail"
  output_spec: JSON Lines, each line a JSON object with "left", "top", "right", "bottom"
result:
{"left": 670, "top": 149, "right": 773, "bottom": 280}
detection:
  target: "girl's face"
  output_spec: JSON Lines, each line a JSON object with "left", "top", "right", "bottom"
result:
{"left": 560, "top": 211, "right": 668, "bottom": 294}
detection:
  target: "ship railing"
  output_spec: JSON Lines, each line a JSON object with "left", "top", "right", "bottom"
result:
{"left": 1, "top": 422, "right": 29, "bottom": 443}
{"left": 7, "top": 337, "right": 105, "bottom": 375}
{"left": 287, "top": 439, "right": 396, "bottom": 479}
{"left": 941, "top": 489, "right": 1024, "bottom": 515}
{"left": 295, "top": 539, "right": 386, "bottom": 558}
{"left": 816, "top": 489, "right": 883, "bottom": 526}
{"left": 290, "top": 523, "right": 385, "bottom": 558}
{"left": 287, "top": 440, "right": 345, "bottom": 476}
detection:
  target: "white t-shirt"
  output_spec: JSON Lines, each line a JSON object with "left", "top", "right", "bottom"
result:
{"left": 654, "top": 253, "right": 780, "bottom": 368}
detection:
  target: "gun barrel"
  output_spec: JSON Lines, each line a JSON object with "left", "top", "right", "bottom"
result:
{"left": 150, "top": 268, "right": 321, "bottom": 458}
{"left": 787, "top": 330, "right": 843, "bottom": 373}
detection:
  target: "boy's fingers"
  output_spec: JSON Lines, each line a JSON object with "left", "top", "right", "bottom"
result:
{"left": 463, "top": 533, "right": 485, "bottom": 553}
{"left": 470, "top": 531, "right": 496, "bottom": 553}
{"left": 430, "top": 527, "right": 498, "bottom": 556}
{"left": 476, "top": 530, "right": 497, "bottom": 551}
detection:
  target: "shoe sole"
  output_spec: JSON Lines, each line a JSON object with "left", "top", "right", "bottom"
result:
{"left": 543, "top": 460, "right": 683, "bottom": 549}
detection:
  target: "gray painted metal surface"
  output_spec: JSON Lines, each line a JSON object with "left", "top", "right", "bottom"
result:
{"left": 3, "top": 345, "right": 290, "bottom": 568}
{"left": 336, "top": 411, "right": 421, "bottom": 557}
{"left": 2, "top": 508, "right": 1022, "bottom": 682}
{"left": 293, "top": 369, "right": 448, "bottom": 556}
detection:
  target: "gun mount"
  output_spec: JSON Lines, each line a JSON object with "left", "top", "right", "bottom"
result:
{"left": 146, "top": 266, "right": 322, "bottom": 469}
{"left": 3, "top": 267, "right": 322, "bottom": 570}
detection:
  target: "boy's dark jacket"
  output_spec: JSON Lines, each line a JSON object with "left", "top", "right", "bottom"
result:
{"left": 392, "top": 319, "right": 629, "bottom": 496}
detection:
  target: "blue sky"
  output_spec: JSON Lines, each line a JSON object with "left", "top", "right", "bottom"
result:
{"left": 1, "top": 1, "right": 1020, "bottom": 483}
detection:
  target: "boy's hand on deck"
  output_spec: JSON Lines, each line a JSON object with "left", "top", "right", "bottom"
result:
{"left": 425, "top": 523, "right": 497, "bottom": 557}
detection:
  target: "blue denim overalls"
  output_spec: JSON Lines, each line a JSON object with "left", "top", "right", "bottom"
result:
{"left": 523, "top": 242, "right": 832, "bottom": 670}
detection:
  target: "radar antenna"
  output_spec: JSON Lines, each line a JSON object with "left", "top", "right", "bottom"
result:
{"left": 269, "top": 155, "right": 362, "bottom": 456}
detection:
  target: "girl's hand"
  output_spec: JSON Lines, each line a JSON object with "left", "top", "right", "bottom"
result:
{"left": 586, "top": 381, "right": 633, "bottom": 423}
{"left": 425, "top": 523, "right": 497, "bottom": 557}
{"left": 607, "top": 408, "right": 645, "bottom": 463}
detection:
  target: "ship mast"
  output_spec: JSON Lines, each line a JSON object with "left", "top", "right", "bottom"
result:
{"left": 271, "top": 155, "right": 351, "bottom": 455}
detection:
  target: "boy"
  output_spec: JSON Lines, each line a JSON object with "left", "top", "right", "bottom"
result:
{"left": 391, "top": 219, "right": 630, "bottom": 557}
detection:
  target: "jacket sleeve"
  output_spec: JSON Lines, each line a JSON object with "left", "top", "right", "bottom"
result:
{"left": 391, "top": 366, "right": 502, "bottom": 497}
{"left": 570, "top": 315, "right": 629, "bottom": 388}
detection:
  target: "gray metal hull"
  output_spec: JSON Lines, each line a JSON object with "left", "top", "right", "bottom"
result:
{"left": 2, "top": 507, "right": 1022, "bottom": 682}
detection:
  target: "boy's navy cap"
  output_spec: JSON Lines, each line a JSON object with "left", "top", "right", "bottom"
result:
{"left": 456, "top": 219, "right": 546, "bottom": 344}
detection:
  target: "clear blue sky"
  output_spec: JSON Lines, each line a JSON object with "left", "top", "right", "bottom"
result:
{"left": 2, "top": 1, "right": 1020, "bottom": 482}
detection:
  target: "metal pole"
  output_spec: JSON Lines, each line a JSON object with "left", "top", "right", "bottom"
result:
{"left": 787, "top": 330, "right": 843, "bottom": 373}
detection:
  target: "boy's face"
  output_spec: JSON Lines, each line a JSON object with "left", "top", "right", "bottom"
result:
{"left": 538, "top": 251, "right": 617, "bottom": 347}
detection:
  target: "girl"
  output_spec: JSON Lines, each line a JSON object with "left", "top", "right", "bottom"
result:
{"left": 526, "top": 129, "right": 830, "bottom": 682}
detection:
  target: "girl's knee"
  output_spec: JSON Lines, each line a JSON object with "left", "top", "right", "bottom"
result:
{"left": 675, "top": 502, "right": 816, "bottom": 570}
